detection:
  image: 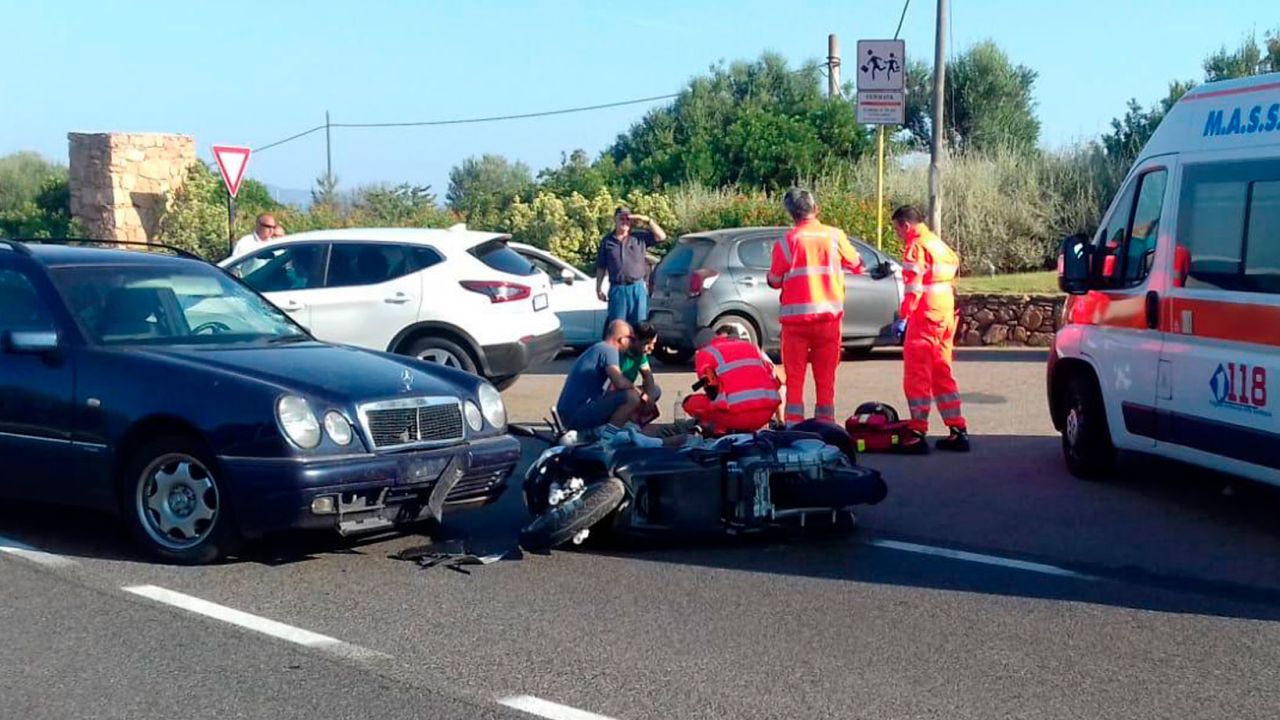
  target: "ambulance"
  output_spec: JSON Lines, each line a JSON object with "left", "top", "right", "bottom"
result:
{"left": 1049, "top": 72, "right": 1280, "bottom": 485}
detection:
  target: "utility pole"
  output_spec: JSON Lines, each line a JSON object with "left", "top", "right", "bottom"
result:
{"left": 928, "top": 0, "right": 947, "bottom": 232}
{"left": 325, "top": 110, "right": 333, "bottom": 183}
{"left": 827, "top": 34, "right": 841, "bottom": 99}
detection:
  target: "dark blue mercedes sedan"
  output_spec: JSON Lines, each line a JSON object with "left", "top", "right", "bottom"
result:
{"left": 0, "top": 239, "right": 521, "bottom": 564}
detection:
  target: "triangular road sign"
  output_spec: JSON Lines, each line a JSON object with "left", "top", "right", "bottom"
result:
{"left": 211, "top": 145, "right": 251, "bottom": 198}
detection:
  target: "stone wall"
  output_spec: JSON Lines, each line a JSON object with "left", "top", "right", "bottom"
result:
{"left": 68, "top": 133, "right": 196, "bottom": 243}
{"left": 956, "top": 294, "right": 1064, "bottom": 347}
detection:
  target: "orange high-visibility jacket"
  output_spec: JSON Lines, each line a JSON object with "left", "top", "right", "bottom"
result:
{"left": 899, "top": 223, "right": 960, "bottom": 320}
{"left": 694, "top": 337, "right": 781, "bottom": 413}
{"left": 769, "top": 219, "right": 864, "bottom": 324}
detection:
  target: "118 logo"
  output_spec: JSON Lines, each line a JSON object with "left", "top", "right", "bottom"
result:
{"left": 1210, "top": 363, "right": 1268, "bottom": 409}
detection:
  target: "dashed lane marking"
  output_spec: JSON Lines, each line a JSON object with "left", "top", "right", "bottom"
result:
{"left": 499, "top": 695, "right": 621, "bottom": 720}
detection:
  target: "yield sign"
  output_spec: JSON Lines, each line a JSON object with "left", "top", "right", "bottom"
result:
{"left": 211, "top": 145, "right": 251, "bottom": 198}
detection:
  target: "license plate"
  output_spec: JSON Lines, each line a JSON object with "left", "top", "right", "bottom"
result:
{"left": 533, "top": 293, "right": 548, "bottom": 311}
{"left": 399, "top": 456, "right": 448, "bottom": 485}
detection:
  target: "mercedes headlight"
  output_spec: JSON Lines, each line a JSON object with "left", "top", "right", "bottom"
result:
{"left": 478, "top": 382, "right": 507, "bottom": 430}
{"left": 323, "top": 411, "right": 353, "bottom": 446}
{"left": 277, "top": 395, "right": 321, "bottom": 449}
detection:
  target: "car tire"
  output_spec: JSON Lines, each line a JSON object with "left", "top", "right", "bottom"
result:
{"left": 405, "top": 336, "right": 478, "bottom": 375}
{"left": 653, "top": 345, "right": 694, "bottom": 365}
{"left": 518, "top": 478, "right": 626, "bottom": 552}
{"left": 843, "top": 343, "right": 875, "bottom": 360}
{"left": 1061, "top": 372, "right": 1117, "bottom": 479}
{"left": 120, "top": 436, "right": 240, "bottom": 565}
{"left": 712, "top": 314, "right": 760, "bottom": 347}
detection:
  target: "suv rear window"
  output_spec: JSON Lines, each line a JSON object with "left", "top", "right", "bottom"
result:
{"left": 655, "top": 238, "right": 714, "bottom": 275}
{"left": 469, "top": 240, "right": 536, "bottom": 276}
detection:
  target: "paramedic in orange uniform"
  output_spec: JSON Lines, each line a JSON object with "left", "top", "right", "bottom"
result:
{"left": 682, "top": 328, "right": 782, "bottom": 435}
{"left": 891, "top": 206, "right": 970, "bottom": 452}
{"left": 767, "top": 188, "right": 864, "bottom": 425}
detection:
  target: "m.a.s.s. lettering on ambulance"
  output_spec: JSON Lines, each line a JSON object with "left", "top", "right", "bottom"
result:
{"left": 1049, "top": 72, "right": 1280, "bottom": 487}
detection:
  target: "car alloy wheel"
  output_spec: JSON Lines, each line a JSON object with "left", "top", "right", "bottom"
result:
{"left": 418, "top": 348, "right": 463, "bottom": 368}
{"left": 135, "top": 453, "right": 220, "bottom": 551}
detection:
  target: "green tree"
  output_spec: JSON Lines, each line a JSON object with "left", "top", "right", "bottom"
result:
{"left": 312, "top": 172, "right": 341, "bottom": 208}
{"left": 1203, "top": 30, "right": 1280, "bottom": 81}
{"left": 0, "top": 176, "right": 79, "bottom": 239}
{"left": 156, "top": 162, "right": 230, "bottom": 261}
{"left": 606, "top": 52, "right": 872, "bottom": 190}
{"left": 904, "top": 41, "right": 1041, "bottom": 153}
{"left": 1101, "top": 81, "right": 1195, "bottom": 166}
{"left": 537, "top": 150, "right": 619, "bottom": 198}
{"left": 352, "top": 183, "right": 451, "bottom": 226}
{"left": 446, "top": 154, "right": 534, "bottom": 228}
{"left": 0, "top": 152, "right": 67, "bottom": 214}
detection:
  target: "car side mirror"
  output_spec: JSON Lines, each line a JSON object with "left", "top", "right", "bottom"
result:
{"left": 870, "top": 260, "right": 893, "bottom": 280}
{"left": 559, "top": 267, "right": 575, "bottom": 285}
{"left": 4, "top": 329, "right": 60, "bottom": 355}
{"left": 1058, "top": 234, "right": 1092, "bottom": 295}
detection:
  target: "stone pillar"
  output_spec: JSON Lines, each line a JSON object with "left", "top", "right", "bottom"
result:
{"left": 68, "top": 133, "right": 196, "bottom": 244}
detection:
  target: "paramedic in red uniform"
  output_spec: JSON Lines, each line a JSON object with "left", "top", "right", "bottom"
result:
{"left": 682, "top": 328, "right": 782, "bottom": 435}
{"left": 891, "top": 206, "right": 970, "bottom": 452}
{"left": 767, "top": 188, "right": 864, "bottom": 425}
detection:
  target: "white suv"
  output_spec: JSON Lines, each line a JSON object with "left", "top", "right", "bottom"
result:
{"left": 220, "top": 227, "right": 563, "bottom": 389}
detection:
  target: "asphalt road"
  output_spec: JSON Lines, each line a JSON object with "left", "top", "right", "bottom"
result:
{"left": 5, "top": 348, "right": 1280, "bottom": 720}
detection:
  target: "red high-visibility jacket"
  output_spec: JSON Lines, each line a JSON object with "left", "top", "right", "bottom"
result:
{"left": 769, "top": 219, "right": 864, "bottom": 324}
{"left": 694, "top": 337, "right": 781, "bottom": 414}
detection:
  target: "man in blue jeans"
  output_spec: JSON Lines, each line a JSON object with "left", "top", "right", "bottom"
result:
{"left": 595, "top": 206, "right": 666, "bottom": 331}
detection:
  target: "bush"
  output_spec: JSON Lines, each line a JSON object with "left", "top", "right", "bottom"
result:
{"left": 504, "top": 188, "right": 675, "bottom": 269}
{"left": 0, "top": 176, "right": 81, "bottom": 239}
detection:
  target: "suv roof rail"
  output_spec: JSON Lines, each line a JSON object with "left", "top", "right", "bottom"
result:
{"left": 8, "top": 238, "right": 206, "bottom": 261}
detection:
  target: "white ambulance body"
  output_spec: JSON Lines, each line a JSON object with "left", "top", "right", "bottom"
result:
{"left": 1050, "top": 72, "right": 1280, "bottom": 485}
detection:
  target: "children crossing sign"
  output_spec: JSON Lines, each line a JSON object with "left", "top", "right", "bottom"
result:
{"left": 856, "top": 39, "right": 905, "bottom": 125}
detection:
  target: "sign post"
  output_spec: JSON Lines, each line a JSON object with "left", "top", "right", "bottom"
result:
{"left": 211, "top": 145, "right": 251, "bottom": 256}
{"left": 856, "top": 39, "right": 905, "bottom": 250}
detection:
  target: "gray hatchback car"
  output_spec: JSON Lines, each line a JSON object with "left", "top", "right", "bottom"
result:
{"left": 646, "top": 227, "right": 904, "bottom": 364}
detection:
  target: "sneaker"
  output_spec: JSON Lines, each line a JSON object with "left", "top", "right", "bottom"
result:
{"left": 897, "top": 431, "right": 931, "bottom": 455}
{"left": 936, "top": 428, "right": 971, "bottom": 453}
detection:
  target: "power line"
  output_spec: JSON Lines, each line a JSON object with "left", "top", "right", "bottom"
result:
{"left": 893, "top": 0, "right": 912, "bottom": 40}
{"left": 251, "top": 93, "right": 680, "bottom": 154}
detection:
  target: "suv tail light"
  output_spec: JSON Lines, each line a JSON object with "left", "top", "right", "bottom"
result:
{"left": 460, "top": 280, "right": 532, "bottom": 303}
{"left": 689, "top": 269, "right": 719, "bottom": 298}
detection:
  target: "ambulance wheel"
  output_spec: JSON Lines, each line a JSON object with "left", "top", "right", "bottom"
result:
{"left": 518, "top": 478, "right": 626, "bottom": 552}
{"left": 1062, "top": 373, "right": 1116, "bottom": 479}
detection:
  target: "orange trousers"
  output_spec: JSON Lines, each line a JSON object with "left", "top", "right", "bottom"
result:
{"left": 903, "top": 311, "right": 966, "bottom": 433}
{"left": 682, "top": 394, "right": 776, "bottom": 435}
{"left": 780, "top": 318, "right": 841, "bottom": 424}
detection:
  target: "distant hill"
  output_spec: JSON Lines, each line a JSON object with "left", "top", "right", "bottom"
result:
{"left": 264, "top": 184, "right": 313, "bottom": 208}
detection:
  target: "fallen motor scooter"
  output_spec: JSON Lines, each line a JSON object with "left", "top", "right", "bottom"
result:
{"left": 508, "top": 413, "right": 888, "bottom": 552}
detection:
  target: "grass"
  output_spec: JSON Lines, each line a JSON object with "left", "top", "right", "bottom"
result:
{"left": 956, "top": 271, "right": 1059, "bottom": 295}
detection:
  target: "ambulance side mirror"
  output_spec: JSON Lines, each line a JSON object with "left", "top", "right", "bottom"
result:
{"left": 1058, "top": 234, "right": 1092, "bottom": 295}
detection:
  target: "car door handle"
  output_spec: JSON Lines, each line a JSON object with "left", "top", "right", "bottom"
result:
{"left": 738, "top": 277, "right": 759, "bottom": 287}
{"left": 384, "top": 293, "right": 412, "bottom": 304}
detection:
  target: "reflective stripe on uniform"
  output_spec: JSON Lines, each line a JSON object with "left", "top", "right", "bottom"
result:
{"left": 780, "top": 238, "right": 793, "bottom": 263}
{"left": 717, "top": 358, "right": 767, "bottom": 375}
{"left": 907, "top": 397, "right": 932, "bottom": 410}
{"left": 779, "top": 301, "right": 843, "bottom": 317}
{"left": 814, "top": 404, "right": 836, "bottom": 419}
{"left": 705, "top": 346, "right": 726, "bottom": 366}
{"left": 723, "top": 388, "right": 782, "bottom": 405}
{"left": 940, "top": 407, "right": 964, "bottom": 419}
{"left": 935, "top": 393, "right": 961, "bottom": 406}
{"left": 784, "top": 265, "right": 836, "bottom": 281}
{"left": 785, "top": 403, "right": 805, "bottom": 415}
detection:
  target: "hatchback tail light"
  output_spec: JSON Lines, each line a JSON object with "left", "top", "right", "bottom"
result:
{"left": 460, "top": 280, "right": 532, "bottom": 303}
{"left": 689, "top": 269, "right": 719, "bottom": 297}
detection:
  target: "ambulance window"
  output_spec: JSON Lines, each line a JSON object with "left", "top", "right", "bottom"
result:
{"left": 1176, "top": 158, "right": 1280, "bottom": 294}
{"left": 1245, "top": 181, "right": 1280, "bottom": 294}
{"left": 1094, "top": 169, "right": 1165, "bottom": 288}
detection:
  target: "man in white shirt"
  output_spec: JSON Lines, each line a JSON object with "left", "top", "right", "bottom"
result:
{"left": 232, "top": 213, "right": 279, "bottom": 259}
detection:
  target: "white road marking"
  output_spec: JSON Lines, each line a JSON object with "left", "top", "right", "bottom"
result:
{"left": 122, "top": 585, "right": 389, "bottom": 662}
{"left": 0, "top": 535, "right": 77, "bottom": 568}
{"left": 499, "top": 696, "right": 620, "bottom": 720}
{"left": 866, "top": 538, "right": 1097, "bottom": 580}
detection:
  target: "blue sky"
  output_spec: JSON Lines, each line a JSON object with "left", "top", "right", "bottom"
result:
{"left": 2, "top": 0, "right": 1276, "bottom": 199}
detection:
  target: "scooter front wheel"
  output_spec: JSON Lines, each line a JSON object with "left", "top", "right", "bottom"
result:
{"left": 518, "top": 478, "right": 627, "bottom": 553}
